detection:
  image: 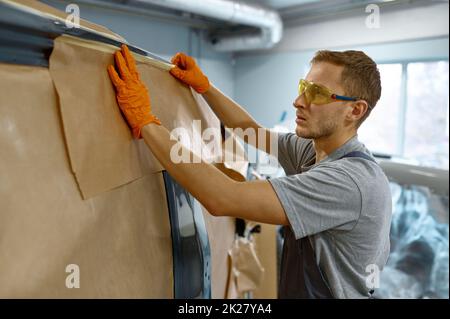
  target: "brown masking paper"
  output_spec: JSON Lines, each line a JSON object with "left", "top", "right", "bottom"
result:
{"left": 49, "top": 38, "right": 160, "bottom": 199}
{"left": 200, "top": 207, "right": 237, "bottom": 298}
{"left": 226, "top": 236, "right": 265, "bottom": 298}
{"left": 2, "top": 0, "right": 251, "bottom": 297}
{"left": 49, "top": 36, "right": 221, "bottom": 199}
{"left": 253, "top": 224, "right": 278, "bottom": 298}
{"left": 0, "top": 63, "right": 173, "bottom": 298}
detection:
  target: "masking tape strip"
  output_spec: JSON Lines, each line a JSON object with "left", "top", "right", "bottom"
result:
{"left": 58, "top": 35, "right": 174, "bottom": 71}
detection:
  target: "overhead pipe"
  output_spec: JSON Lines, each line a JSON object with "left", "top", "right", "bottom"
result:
{"left": 132, "top": 0, "right": 283, "bottom": 51}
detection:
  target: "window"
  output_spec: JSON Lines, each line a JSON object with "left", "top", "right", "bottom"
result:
{"left": 359, "top": 61, "right": 449, "bottom": 170}
{"left": 404, "top": 62, "right": 449, "bottom": 169}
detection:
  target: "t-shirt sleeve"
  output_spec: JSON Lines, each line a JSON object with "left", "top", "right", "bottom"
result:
{"left": 268, "top": 163, "right": 361, "bottom": 239}
{"left": 277, "top": 132, "right": 313, "bottom": 175}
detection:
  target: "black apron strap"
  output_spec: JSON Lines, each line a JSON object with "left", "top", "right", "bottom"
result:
{"left": 278, "top": 227, "right": 334, "bottom": 298}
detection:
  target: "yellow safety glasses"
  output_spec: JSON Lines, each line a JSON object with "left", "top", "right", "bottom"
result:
{"left": 298, "top": 79, "right": 358, "bottom": 105}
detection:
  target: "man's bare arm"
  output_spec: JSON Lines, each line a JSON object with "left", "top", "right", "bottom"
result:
{"left": 141, "top": 123, "right": 288, "bottom": 226}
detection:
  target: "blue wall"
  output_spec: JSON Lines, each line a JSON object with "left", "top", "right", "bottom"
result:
{"left": 234, "top": 37, "right": 450, "bottom": 128}
{"left": 43, "top": 0, "right": 235, "bottom": 97}
{"left": 42, "top": 1, "right": 449, "bottom": 129}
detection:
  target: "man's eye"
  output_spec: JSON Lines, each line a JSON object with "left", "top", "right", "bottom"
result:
{"left": 316, "top": 84, "right": 329, "bottom": 91}
{"left": 310, "top": 85, "right": 321, "bottom": 94}
{"left": 316, "top": 91, "right": 328, "bottom": 98}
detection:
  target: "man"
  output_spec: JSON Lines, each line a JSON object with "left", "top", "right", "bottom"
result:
{"left": 107, "top": 45, "right": 392, "bottom": 299}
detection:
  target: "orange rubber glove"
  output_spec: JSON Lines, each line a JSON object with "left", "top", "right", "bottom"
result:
{"left": 108, "top": 44, "right": 161, "bottom": 139}
{"left": 169, "top": 52, "right": 210, "bottom": 94}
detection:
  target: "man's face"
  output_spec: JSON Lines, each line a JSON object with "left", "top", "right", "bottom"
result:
{"left": 294, "top": 62, "right": 352, "bottom": 139}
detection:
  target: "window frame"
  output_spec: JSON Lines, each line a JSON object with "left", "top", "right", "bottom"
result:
{"left": 375, "top": 58, "right": 449, "bottom": 160}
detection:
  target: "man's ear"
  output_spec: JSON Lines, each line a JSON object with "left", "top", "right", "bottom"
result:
{"left": 349, "top": 100, "right": 369, "bottom": 122}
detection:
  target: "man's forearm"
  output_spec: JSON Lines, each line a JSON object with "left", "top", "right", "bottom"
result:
{"left": 141, "top": 123, "right": 288, "bottom": 226}
{"left": 141, "top": 123, "right": 235, "bottom": 216}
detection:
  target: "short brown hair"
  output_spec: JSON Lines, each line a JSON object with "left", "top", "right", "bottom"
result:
{"left": 311, "top": 50, "right": 381, "bottom": 127}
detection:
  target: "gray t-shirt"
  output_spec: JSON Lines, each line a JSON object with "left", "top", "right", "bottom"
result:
{"left": 269, "top": 133, "right": 392, "bottom": 299}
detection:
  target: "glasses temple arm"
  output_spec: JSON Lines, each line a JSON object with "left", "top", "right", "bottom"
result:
{"left": 332, "top": 94, "right": 358, "bottom": 101}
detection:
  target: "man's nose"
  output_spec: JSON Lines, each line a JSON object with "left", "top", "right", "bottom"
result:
{"left": 293, "top": 94, "right": 306, "bottom": 109}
